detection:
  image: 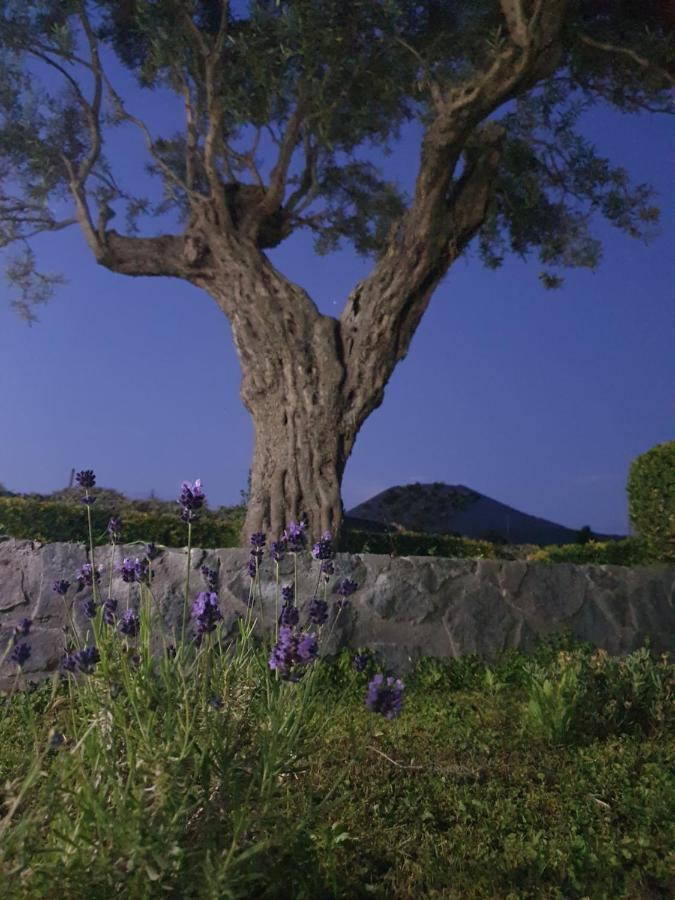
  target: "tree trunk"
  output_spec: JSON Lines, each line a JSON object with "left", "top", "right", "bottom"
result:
{"left": 194, "top": 234, "right": 356, "bottom": 546}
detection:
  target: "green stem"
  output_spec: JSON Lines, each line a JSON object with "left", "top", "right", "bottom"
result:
{"left": 181, "top": 522, "right": 193, "bottom": 647}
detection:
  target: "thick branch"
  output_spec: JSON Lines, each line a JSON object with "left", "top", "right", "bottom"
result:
{"left": 338, "top": 1, "right": 568, "bottom": 436}
{"left": 94, "top": 230, "right": 191, "bottom": 278}
{"left": 339, "top": 125, "right": 504, "bottom": 436}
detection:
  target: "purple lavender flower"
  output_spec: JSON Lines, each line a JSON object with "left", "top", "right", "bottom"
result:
{"left": 144, "top": 542, "right": 160, "bottom": 561}
{"left": 337, "top": 578, "right": 358, "bottom": 598}
{"left": 134, "top": 557, "right": 150, "bottom": 584}
{"left": 296, "top": 632, "right": 318, "bottom": 664}
{"left": 75, "top": 563, "right": 102, "bottom": 588}
{"left": 61, "top": 652, "right": 78, "bottom": 673}
{"left": 10, "top": 642, "right": 31, "bottom": 667}
{"left": 281, "top": 584, "right": 295, "bottom": 604}
{"left": 365, "top": 674, "right": 405, "bottom": 720}
{"left": 320, "top": 560, "right": 335, "bottom": 578}
{"left": 178, "top": 479, "right": 205, "bottom": 523}
{"left": 308, "top": 596, "right": 328, "bottom": 625}
{"left": 13, "top": 618, "right": 32, "bottom": 642}
{"left": 268, "top": 626, "right": 317, "bottom": 681}
{"left": 250, "top": 532, "right": 266, "bottom": 549}
{"left": 81, "top": 495, "right": 97, "bottom": 506}
{"left": 353, "top": 652, "right": 369, "bottom": 673}
{"left": 118, "top": 609, "right": 140, "bottom": 638}
{"left": 191, "top": 591, "right": 222, "bottom": 638}
{"left": 119, "top": 557, "right": 148, "bottom": 584}
{"left": 312, "top": 531, "right": 334, "bottom": 561}
{"left": 74, "top": 646, "right": 100, "bottom": 674}
{"left": 75, "top": 470, "right": 96, "bottom": 489}
{"left": 102, "top": 597, "right": 117, "bottom": 625}
{"left": 270, "top": 540, "right": 287, "bottom": 562}
{"left": 107, "top": 516, "right": 122, "bottom": 542}
{"left": 282, "top": 521, "right": 307, "bottom": 553}
{"left": 246, "top": 557, "right": 258, "bottom": 579}
{"left": 81, "top": 598, "right": 97, "bottom": 620}
{"left": 201, "top": 565, "right": 219, "bottom": 592}
{"left": 279, "top": 602, "right": 299, "bottom": 627}
{"left": 53, "top": 579, "right": 70, "bottom": 596}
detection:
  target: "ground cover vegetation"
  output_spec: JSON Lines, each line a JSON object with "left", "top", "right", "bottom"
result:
{"left": 0, "top": 471, "right": 673, "bottom": 898}
{"left": 1, "top": 1, "right": 673, "bottom": 543}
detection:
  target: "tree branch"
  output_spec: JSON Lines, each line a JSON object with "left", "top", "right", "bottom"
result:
{"left": 95, "top": 231, "right": 193, "bottom": 279}
{"left": 339, "top": 125, "right": 504, "bottom": 437}
{"left": 246, "top": 101, "right": 305, "bottom": 234}
{"left": 578, "top": 33, "right": 675, "bottom": 87}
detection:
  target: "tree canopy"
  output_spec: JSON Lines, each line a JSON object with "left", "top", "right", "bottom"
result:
{"left": 1, "top": 0, "right": 672, "bottom": 319}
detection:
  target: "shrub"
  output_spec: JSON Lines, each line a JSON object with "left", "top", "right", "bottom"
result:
{"left": 0, "top": 497, "right": 242, "bottom": 548}
{"left": 526, "top": 537, "right": 658, "bottom": 567}
{"left": 627, "top": 440, "right": 675, "bottom": 563}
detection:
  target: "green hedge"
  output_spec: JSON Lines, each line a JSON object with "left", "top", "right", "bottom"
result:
{"left": 0, "top": 498, "right": 242, "bottom": 549}
{"left": 341, "top": 528, "right": 497, "bottom": 559}
{"left": 525, "top": 537, "right": 658, "bottom": 567}
{"left": 627, "top": 440, "right": 675, "bottom": 563}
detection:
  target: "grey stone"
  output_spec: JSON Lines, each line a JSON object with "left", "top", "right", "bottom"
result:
{"left": 0, "top": 539, "right": 672, "bottom": 688}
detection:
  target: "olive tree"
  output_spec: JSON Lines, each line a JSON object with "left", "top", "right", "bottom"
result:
{"left": 1, "top": 1, "right": 672, "bottom": 542}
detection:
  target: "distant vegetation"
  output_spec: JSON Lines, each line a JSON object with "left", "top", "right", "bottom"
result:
{"left": 0, "top": 488, "right": 665, "bottom": 567}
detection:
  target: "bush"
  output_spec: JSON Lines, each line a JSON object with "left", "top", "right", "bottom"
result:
{"left": 0, "top": 497, "right": 242, "bottom": 548}
{"left": 526, "top": 537, "right": 658, "bottom": 567}
{"left": 627, "top": 441, "right": 675, "bottom": 563}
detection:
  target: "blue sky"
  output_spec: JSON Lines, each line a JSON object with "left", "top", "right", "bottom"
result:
{"left": 0, "top": 57, "right": 672, "bottom": 536}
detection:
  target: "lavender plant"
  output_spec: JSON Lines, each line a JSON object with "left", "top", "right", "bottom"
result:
{"left": 0, "top": 470, "right": 410, "bottom": 897}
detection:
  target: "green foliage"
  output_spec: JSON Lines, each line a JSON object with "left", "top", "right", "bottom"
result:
{"left": 0, "top": 1, "right": 673, "bottom": 313}
{"left": 1, "top": 633, "right": 671, "bottom": 898}
{"left": 526, "top": 536, "right": 660, "bottom": 567}
{"left": 342, "top": 526, "right": 496, "bottom": 560}
{"left": 627, "top": 441, "right": 675, "bottom": 563}
{"left": 520, "top": 657, "right": 583, "bottom": 746}
{"left": 0, "top": 497, "right": 241, "bottom": 548}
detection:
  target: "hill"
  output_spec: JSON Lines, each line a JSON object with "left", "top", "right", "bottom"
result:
{"left": 346, "top": 482, "right": 625, "bottom": 546}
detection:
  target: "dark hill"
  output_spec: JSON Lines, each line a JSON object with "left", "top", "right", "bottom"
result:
{"left": 346, "top": 482, "right": 625, "bottom": 546}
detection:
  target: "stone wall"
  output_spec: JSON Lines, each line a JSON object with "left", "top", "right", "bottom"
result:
{"left": 1, "top": 539, "right": 673, "bottom": 687}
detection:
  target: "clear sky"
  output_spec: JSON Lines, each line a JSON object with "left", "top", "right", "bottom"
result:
{"left": 0, "top": 58, "right": 672, "bottom": 537}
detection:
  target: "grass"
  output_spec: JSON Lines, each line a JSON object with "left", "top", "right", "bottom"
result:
{"left": 0, "top": 475, "right": 672, "bottom": 897}
{"left": 0, "top": 635, "right": 672, "bottom": 899}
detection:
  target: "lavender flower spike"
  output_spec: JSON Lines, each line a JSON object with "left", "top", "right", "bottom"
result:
{"left": 107, "top": 516, "right": 122, "bottom": 542}
{"left": 102, "top": 597, "right": 118, "bottom": 625}
{"left": 283, "top": 521, "right": 307, "bottom": 553}
{"left": 191, "top": 591, "right": 222, "bottom": 639}
{"left": 75, "top": 470, "right": 96, "bottom": 489}
{"left": 118, "top": 609, "right": 140, "bottom": 638}
{"left": 308, "top": 597, "right": 328, "bottom": 625}
{"left": 10, "top": 642, "right": 31, "bottom": 667}
{"left": 312, "top": 531, "right": 334, "bottom": 561}
{"left": 13, "top": 618, "right": 32, "bottom": 642}
{"left": 53, "top": 579, "right": 70, "bottom": 596}
{"left": 279, "top": 602, "right": 299, "bottom": 627}
{"left": 74, "top": 646, "right": 100, "bottom": 674}
{"left": 268, "top": 626, "right": 318, "bottom": 681}
{"left": 337, "top": 578, "right": 359, "bottom": 597}
{"left": 75, "top": 563, "right": 103, "bottom": 588}
{"left": 179, "top": 479, "right": 205, "bottom": 523}
{"left": 365, "top": 674, "right": 405, "bottom": 720}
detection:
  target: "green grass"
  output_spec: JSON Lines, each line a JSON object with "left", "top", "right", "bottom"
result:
{"left": 1, "top": 631, "right": 672, "bottom": 899}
